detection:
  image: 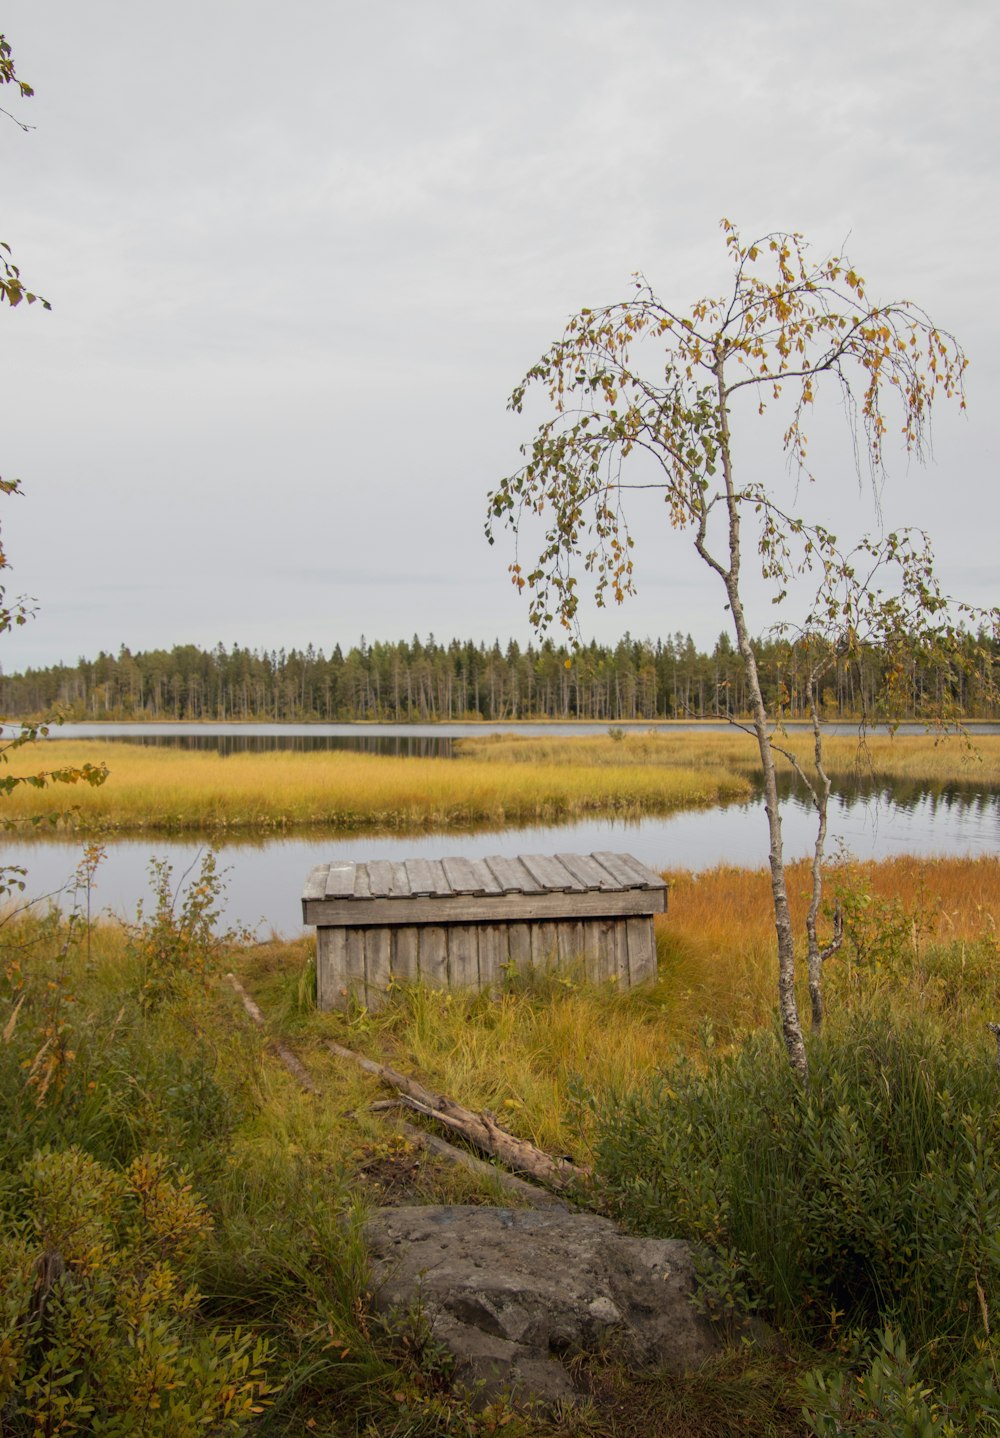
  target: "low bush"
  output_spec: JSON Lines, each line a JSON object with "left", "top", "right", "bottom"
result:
{"left": 802, "top": 1327, "right": 1000, "bottom": 1437}
{"left": 581, "top": 1011, "right": 1000, "bottom": 1380}
{"left": 0, "top": 1146, "right": 272, "bottom": 1436}
{"left": 0, "top": 859, "right": 563, "bottom": 1436}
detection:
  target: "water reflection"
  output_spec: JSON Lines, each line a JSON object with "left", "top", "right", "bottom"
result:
{"left": 87, "top": 731, "right": 454, "bottom": 758}
{"left": 24, "top": 719, "right": 1000, "bottom": 758}
{"left": 772, "top": 771, "right": 997, "bottom": 814}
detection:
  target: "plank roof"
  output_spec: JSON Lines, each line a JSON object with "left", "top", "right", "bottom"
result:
{"left": 302, "top": 852, "right": 667, "bottom": 927}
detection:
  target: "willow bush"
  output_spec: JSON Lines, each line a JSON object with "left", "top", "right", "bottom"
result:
{"left": 581, "top": 1011, "right": 1000, "bottom": 1385}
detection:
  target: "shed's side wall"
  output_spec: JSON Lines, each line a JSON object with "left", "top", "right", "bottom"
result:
{"left": 316, "top": 915, "right": 657, "bottom": 1011}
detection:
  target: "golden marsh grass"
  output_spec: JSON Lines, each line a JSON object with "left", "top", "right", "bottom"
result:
{"left": 8, "top": 728, "right": 997, "bottom": 834}
{"left": 4, "top": 739, "right": 751, "bottom": 832}
{"left": 458, "top": 726, "right": 1000, "bottom": 784}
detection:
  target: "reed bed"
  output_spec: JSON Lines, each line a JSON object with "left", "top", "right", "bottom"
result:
{"left": 9, "top": 728, "right": 997, "bottom": 834}
{"left": 655, "top": 854, "right": 1000, "bottom": 1050}
{"left": 459, "top": 726, "right": 1000, "bottom": 785}
{"left": 2, "top": 739, "right": 751, "bottom": 832}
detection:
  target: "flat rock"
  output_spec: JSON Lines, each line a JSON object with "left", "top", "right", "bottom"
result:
{"left": 365, "top": 1205, "right": 725, "bottom": 1406}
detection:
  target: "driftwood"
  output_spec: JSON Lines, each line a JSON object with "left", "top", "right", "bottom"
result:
{"left": 393, "top": 1118, "right": 568, "bottom": 1209}
{"left": 226, "top": 973, "right": 321, "bottom": 1095}
{"left": 325, "top": 1038, "right": 590, "bottom": 1193}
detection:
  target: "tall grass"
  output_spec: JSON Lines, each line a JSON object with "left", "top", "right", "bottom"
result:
{"left": 241, "top": 856, "right": 1000, "bottom": 1158}
{"left": 657, "top": 855, "right": 1000, "bottom": 1049}
{"left": 459, "top": 728, "right": 1000, "bottom": 786}
{"left": 0, "top": 893, "right": 574, "bottom": 1435}
{"left": 12, "top": 728, "right": 998, "bottom": 834}
{"left": 4, "top": 740, "right": 751, "bottom": 832}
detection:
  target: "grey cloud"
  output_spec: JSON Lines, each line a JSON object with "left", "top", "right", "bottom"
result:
{"left": 0, "top": 0, "right": 996, "bottom": 673}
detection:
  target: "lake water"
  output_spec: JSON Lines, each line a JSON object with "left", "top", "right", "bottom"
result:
{"left": 1, "top": 722, "right": 995, "bottom": 934}
{"left": 2, "top": 780, "right": 996, "bottom": 937}
{"left": 21, "top": 718, "right": 1000, "bottom": 759}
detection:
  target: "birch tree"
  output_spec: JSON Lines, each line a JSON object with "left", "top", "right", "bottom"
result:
{"left": 487, "top": 220, "right": 988, "bottom": 1079}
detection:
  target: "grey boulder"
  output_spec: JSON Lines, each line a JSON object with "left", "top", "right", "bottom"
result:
{"left": 364, "top": 1205, "right": 726, "bottom": 1406}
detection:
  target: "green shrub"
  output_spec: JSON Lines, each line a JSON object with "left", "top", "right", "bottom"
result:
{"left": 802, "top": 1328, "right": 1000, "bottom": 1437}
{"left": 124, "top": 851, "right": 247, "bottom": 1011}
{"left": 0, "top": 1146, "right": 272, "bottom": 1436}
{"left": 0, "top": 934, "right": 245, "bottom": 1189}
{"left": 581, "top": 1012, "right": 1000, "bottom": 1371}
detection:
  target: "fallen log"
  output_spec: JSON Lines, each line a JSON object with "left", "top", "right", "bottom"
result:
{"left": 226, "top": 973, "right": 321, "bottom": 1096}
{"left": 325, "top": 1038, "right": 590, "bottom": 1193}
{"left": 394, "top": 1118, "right": 569, "bottom": 1209}
{"left": 225, "top": 976, "right": 568, "bottom": 1206}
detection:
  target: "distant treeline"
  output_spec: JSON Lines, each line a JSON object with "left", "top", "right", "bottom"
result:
{"left": 1, "top": 632, "right": 997, "bottom": 723}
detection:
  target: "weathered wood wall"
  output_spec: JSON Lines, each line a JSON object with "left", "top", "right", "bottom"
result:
{"left": 304, "top": 853, "right": 667, "bottom": 1012}
{"left": 316, "top": 914, "right": 656, "bottom": 1010}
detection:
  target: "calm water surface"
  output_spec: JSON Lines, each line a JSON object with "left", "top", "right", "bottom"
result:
{"left": 3, "top": 722, "right": 996, "bottom": 933}
{"left": 25, "top": 719, "right": 1000, "bottom": 759}
{"left": 3, "top": 781, "right": 996, "bottom": 936}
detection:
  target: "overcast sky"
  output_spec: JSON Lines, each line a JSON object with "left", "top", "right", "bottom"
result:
{"left": 1, "top": 0, "right": 995, "bottom": 671}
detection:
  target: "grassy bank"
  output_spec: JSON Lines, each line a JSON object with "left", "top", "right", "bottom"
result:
{"left": 459, "top": 726, "right": 1000, "bottom": 787}
{"left": 3, "top": 853, "right": 1000, "bottom": 1433}
{"left": 3, "top": 739, "right": 752, "bottom": 832}
{"left": 7, "top": 728, "right": 999, "bottom": 835}
{"left": 249, "top": 854, "right": 1000, "bottom": 1153}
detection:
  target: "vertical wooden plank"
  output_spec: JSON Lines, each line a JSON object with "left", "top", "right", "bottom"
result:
{"left": 605, "top": 852, "right": 664, "bottom": 889}
{"left": 426, "top": 860, "right": 452, "bottom": 896}
{"left": 485, "top": 855, "right": 542, "bottom": 894}
{"left": 317, "top": 928, "right": 349, "bottom": 1010}
{"left": 505, "top": 922, "right": 532, "bottom": 976}
{"left": 405, "top": 858, "right": 436, "bottom": 896}
{"left": 392, "top": 926, "right": 419, "bottom": 986}
{"left": 591, "top": 851, "right": 646, "bottom": 890}
{"left": 477, "top": 924, "right": 502, "bottom": 994}
{"left": 556, "top": 920, "right": 585, "bottom": 979}
{"left": 531, "top": 921, "right": 559, "bottom": 972}
{"left": 466, "top": 859, "right": 503, "bottom": 895}
{"left": 581, "top": 921, "right": 603, "bottom": 985}
{"left": 447, "top": 925, "right": 479, "bottom": 992}
{"left": 626, "top": 916, "right": 657, "bottom": 986}
{"left": 593, "top": 920, "right": 612, "bottom": 985}
{"left": 607, "top": 919, "right": 629, "bottom": 986}
{"left": 365, "top": 927, "right": 393, "bottom": 1009}
{"left": 554, "top": 853, "right": 617, "bottom": 891}
{"left": 365, "top": 861, "right": 395, "bottom": 898}
{"left": 442, "top": 857, "right": 488, "bottom": 895}
{"left": 520, "top": 854, "right": 580, "bottom": 892}
{"left": 324, "top": 862, "right": 356, "bottom": 899}
{"left": 303, "top": 864, "right": 329, "bottom": 902}
{"left": 419, "top": 926, "right": 448, "bottom": 988}
{"left": 346, "top": 928, "right": 367, "bottom": 1005}
{"left": 388, "top": 863, "right": 411, "bottom": 897}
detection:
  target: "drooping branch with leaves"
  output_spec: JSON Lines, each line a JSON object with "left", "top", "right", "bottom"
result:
{"left": 488, "top": 220, "right": 992, "bottom": 1078}
{"left": 0, "top": 31, "right": 106, "bottom": 898}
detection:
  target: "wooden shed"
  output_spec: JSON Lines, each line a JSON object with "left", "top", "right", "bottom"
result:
{"left": 302, "top": 852, "right": 667, "bottom": 1011}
